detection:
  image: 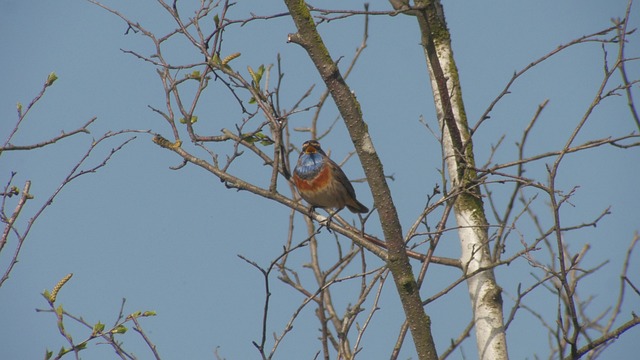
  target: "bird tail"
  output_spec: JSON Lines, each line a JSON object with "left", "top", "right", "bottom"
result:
{"left": 346, "top": 199, "right": 369, "bottom": 214}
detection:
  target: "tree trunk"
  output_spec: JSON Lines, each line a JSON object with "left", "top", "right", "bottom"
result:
{"left": 413, "top": 1, "right": 509, "bottom": 359}
{"left": 284, "top": 1, "right": 438, "bottom": 359}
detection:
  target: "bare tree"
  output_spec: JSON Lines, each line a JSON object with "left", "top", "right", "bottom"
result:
{"left": 0, "top": 73, "right": 158, "bottom": 359}
{"left": 1, "top": 73, "right": 140, "bottom": 287}
{"left": 13, "top": 0, "right": 638, "bottom": 359}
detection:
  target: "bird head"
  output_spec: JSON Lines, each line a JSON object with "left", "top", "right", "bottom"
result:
{"left": 301, "top": 140, "right": 322, "bottom": 154}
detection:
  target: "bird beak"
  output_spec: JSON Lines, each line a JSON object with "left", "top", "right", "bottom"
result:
{"left": 303, "top": 144, "right": 317, "bottom": 154}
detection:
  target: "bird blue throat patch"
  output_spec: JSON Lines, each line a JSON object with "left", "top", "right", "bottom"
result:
{"left": 294, "top": 152, "right": 324, "bottom": 179}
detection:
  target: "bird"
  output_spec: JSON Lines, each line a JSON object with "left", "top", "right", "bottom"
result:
{"left": 292, "top": 140, "right": 369, "bottom": 214}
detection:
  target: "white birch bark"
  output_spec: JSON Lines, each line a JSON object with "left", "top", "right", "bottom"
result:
{"left": 419, "top": 1, "right": 509, "bottom": 359}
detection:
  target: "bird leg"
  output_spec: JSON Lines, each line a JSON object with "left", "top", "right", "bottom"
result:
{"left": 307, "top": 205, "right": 317, "bottom": 217}
{"left": 306, "top": 205, "right": 334, "bottom": 232}
{"left": 320, "top": 207, "right": 346, "bottom": 232}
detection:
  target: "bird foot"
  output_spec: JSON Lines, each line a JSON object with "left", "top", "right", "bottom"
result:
{"left": 315, "top": 213, "right": 335, "bottom": 233}
{"left": 307, "top": 206, "right": 316, "bottom": 218}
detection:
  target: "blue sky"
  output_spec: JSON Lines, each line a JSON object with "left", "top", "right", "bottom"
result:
{"left": 1, "top": 1, "right": 639, "bottom": 359}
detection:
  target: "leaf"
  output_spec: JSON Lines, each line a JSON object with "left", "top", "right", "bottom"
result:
{"left": 92, "top": 321, "right": 105, "bottom": 336}
{"left": 142, "top": 310, "right": 157, "bottom": 317}
{"left": 209, "top": 54, "right": 221, "bottom": 66}
{"left": 112, "top": 324, "right": 128, "bottom": 334}
{"left": 43, "top": 290, "right": 52, "bottom": 302}
{"left": 248, "top": 64, "right": 265, "bottom": 86}
{"left": 241, "top": 132, "right": 274, "bottom": 146}
{"left": 57, "top": 346, "right": 68, "bottom": 357}
{"left": 46, "top": 72, "right": 58, "bottom": 86}
{"left": 213, "top": 14, "right": 220, "bottom": 27}
{"left": 179, "top": 116, "right": 198, "bottom": 124}
{"left": 257, "top": 64, "right": 265, "bottom": 78}
{"left": 242, "top": 133, "right": 256, "bottom": 143}
{"left": 44, "top": 349, "right": 53, "bottom": 360}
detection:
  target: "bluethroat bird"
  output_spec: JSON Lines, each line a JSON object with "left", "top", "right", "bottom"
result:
{"left": 292, "top": 140, "right": 369, "bottom": 214}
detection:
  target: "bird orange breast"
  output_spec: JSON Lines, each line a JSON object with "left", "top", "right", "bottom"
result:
{"left": 293, "top": 164, "right": 332, "bottom": 191}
